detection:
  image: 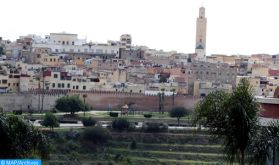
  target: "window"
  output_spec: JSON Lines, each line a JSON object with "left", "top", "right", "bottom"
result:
{"left": 54, "top": 74, "right": 58, "bottom": 78}
{"left": 62, "top": 41, "right": 65, "bottom": 45}
{"left": 66, "top": 41, "right": 69, "bottom": 45}
{"left": 58, "top": 83, "right": 61, "bottom": 88}
{"left": 55, "top": 49, "right": 59, "bottom": 53}
{"left": 76, "top": 85, "right": 79, "bottom": 90}
{"left": 67, "top": 83, "right": 70, "bottom": 88}
{"left": 2, "top": 80, "right": 7, "bottom": 84}
{"left": 83, "top": 86, "right": 86, "bottom": 90}
{"left": 73, "top": 86, "right": 75, "bottom": 89}
{"left": 62, "top": 83, "right": 64, "bottom": 88}
{"left": 50, "top": 58, "right": 52, "bottom": 62}
{"left": 52, "top": 83, "right": 55, "bottom": 88}
{"left": 72, "top": 41, "right": 74, "bottom": 45}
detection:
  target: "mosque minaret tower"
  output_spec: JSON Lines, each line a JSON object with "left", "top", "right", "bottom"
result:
{"left": 195, "top": 6, "right": 207, "bottom": 61}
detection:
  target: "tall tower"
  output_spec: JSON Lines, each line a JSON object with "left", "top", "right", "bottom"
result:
{"left": 195, "top": 7, "right": 207, "bottom": 61}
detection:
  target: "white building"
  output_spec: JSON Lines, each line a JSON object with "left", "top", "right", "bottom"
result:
{"left": 32, "top": 33, "right": 120, "bottom": 58}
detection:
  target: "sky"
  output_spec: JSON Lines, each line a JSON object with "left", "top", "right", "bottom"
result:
{"left": 1, "top": 0, "right": 279, "bottom": 55}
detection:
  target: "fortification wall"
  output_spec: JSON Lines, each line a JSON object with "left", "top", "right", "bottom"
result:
{"left": 0, "top": 91, "right": 200, "bottom": 112}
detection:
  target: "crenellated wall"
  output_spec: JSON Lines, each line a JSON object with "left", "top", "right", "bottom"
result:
{"left": 0, "top": 91, "right": 200, "bottom": 112}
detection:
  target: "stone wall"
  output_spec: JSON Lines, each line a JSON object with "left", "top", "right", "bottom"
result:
{"left": 0, "top": 91, "right": 200, "bottom": 112}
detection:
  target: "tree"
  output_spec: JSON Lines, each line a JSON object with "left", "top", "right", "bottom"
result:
{"left": 0, "top": 114, "right": 49, "bottom": 158}
{"left": 0, "top": 47, "right": 4, "bottom": 55}
{"left": 169, "top": 107, "right": 189, "bottom": 126}
{"left": 194, "top": 78, "right": 260, "bottom": 165}
{"left": 42, "top": 112, "right": 59, "bottom": 131}
{"left": 249, "top": 121, "right": 279, "bottom": 165}
{"left": 55, "top": 95, "right": 88, "bottom": 115}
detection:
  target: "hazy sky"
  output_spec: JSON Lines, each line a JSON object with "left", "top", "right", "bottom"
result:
{"left": 1, "top": 0, "right": 279, "bottom": 55}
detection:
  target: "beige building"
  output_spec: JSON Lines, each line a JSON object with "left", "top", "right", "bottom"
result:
{"left": 47, "top": 33, "right": 83, "bottom": 46}
{"left": 36, "top": 53, "right": 60, "bottom": 67}
{"left": 19, "top": 75, "right": 40, "bottom": 92}
{"left": 0, "top": 75, "right": 9, "bottom": 92}
{"left": 251, "top": 66, "right": 269, "bottom": 77}
{"left": 236, "top": 76, "right": 261, "bottom": 95}
{"left": 207, "top": 55, "right": 236, "bottom": 65}
{"left": 0, "top": 73, "right": 20, "bottom": 93}
{"left": 193, "top": 80, "right": 232, "bottom": 97}
{"left": 8, "top": 73, "right": 20, "bottom": 92}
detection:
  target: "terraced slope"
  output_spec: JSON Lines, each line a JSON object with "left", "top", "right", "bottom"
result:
{"left": 47, "top": 130, "right": 226, "bottom": 165}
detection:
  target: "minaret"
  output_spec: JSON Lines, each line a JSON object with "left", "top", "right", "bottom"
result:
{"left": 195, "top": 6, "right": 207, "bottom": 61}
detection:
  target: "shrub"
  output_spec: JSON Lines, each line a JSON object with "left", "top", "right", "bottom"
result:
{"left": 142, "top": 122, "right": 168, "bottom": 133}
{"left": 112, "top": 118, "right": 130, "bottom": 131}
{"left": 80, "top": 127, "right": 110, "bottom": 148}
{"left": 64, "top": 129, "right": 80, "bottom": 140}
{"left": 13, "top": 110, "right": 22, "bottom": 115}
{"left": 82, "top": 117, "right": 96, "bottom": 127}
{"left": 130, "top": 140, "right": 137, "bottom": 150}
{"left": 51, "top": 108, "right": 58, "bottom": 113}
{"left": 109, "top": 112, "right": 119, "bottom": 117}
{"left": 143, "top": 113, "right": 152, "bottom": 118}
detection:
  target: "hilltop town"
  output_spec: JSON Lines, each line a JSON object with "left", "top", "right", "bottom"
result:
{"left": 0, "top": 8, "right": 278, "bottom": 101}
{"left": 1, "top": 6, "right": 279, "bottom": 165}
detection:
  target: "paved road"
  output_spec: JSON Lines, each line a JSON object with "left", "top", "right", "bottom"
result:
{"left": 33, "top": 120, "right": 83, "bottom": 127}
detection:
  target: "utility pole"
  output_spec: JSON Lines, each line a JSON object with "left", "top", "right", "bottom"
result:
{"left": 171, "top": 89, "right": 175, "bottom": 108}
{"left": 41, "top": 75, "right": 45, "bottom": 112}
{"left": 38, "top": 77, "right": 41, "bottom": 112}
{"left": 83, "top": 94, "right": 87, "bottom": 117}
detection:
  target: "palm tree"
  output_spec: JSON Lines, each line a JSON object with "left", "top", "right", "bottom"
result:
{"left": 158, "top": 88, "right": 165, "bottom": 114}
